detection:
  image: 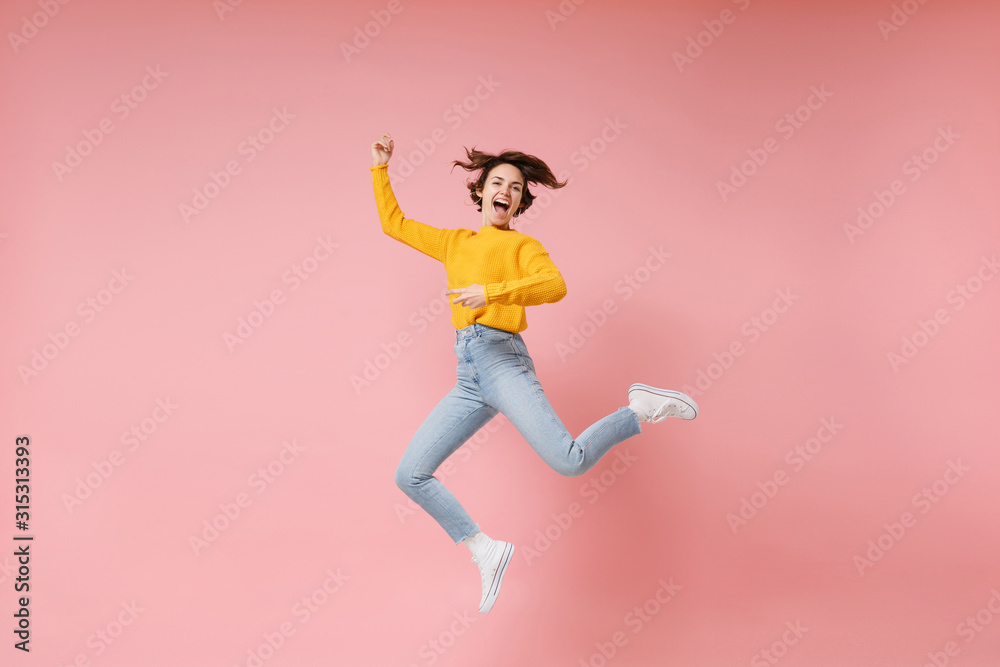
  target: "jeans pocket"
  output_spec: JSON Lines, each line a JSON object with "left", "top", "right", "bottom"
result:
{"left": 478, "top": 330, "right": 513, "bottom": 344}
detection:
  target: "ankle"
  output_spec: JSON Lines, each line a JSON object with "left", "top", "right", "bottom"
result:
{"left": 463, "top": 530, "right": 494, "bottom": 560}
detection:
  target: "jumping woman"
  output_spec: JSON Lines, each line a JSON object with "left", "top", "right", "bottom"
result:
{"left": 369, "top": 132, "right": 698, "bottom": 614}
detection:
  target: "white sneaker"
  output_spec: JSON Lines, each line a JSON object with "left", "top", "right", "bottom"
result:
{"left": 628, "top": 383, "right": 699, "bottom": 422}
{"left": 472, "top": 540, "right": 514, "bottom": 614}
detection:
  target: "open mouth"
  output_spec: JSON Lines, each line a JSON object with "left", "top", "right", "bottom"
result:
{"left": 492, "top": 199, "right": 510, "bottom": 216}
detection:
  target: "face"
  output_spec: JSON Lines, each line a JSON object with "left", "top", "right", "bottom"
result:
{"left": 476, "top": 163, "right": 524, "bottom": 229}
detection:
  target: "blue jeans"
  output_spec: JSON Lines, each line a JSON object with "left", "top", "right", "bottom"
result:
{"left": 395, "top": 323, "right": 643, "bottom": 544}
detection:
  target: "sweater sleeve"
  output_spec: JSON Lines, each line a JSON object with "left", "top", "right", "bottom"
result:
{"left": 484, "top": 238, "right": 568, "bottom": 307}
{"left": 371, "top": 164, "right": 453, "bottom": 263}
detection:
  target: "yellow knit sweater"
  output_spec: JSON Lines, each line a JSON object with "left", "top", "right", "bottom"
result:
{"left": 371, "top": 163, "right": 567, "bottom": 333}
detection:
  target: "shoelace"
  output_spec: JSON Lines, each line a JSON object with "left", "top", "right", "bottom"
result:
{"left": 650, "top": 399, "right": 688, "bottom": 423}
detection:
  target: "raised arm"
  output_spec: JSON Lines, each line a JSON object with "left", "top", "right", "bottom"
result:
{"left": 370, "top": 132, "right": 453, "bottom": 263}
{"left": 484, "top": 238, "right": 568, "bottom": 307}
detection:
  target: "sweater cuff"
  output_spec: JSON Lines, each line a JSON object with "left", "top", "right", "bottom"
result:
{"left": 370, "top": 164, "right": 388, "bottom": 171}
{"left": 485, "top": 282, "right": 503, "bottom": 306}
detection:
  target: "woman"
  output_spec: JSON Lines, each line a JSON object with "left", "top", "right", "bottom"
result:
{"left": 369, "top": 132, "right": 698, "bottom": 614}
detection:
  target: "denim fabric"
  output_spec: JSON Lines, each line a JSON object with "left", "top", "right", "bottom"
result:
{"left": 395, "top": 323, "right": 643, "bottom": 543}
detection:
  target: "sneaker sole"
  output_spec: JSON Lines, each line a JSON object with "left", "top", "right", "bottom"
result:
{"left": 479, "top": 543, "right": 514, "bottom": 614}
{"left": 628, "top": 383, "right": 699, "bottom": 420}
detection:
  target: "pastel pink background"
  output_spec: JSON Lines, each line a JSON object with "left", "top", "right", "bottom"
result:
{"left": 3, "top": 0, "right": 999, "bottom": 665}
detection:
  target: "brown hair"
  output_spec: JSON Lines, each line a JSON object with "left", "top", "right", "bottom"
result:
{"left": 450, "top": 146, "right": 567, "bottom": 217}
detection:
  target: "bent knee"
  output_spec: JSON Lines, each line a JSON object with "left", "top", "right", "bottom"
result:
{"left": 395, "top": 463, "right": 430, "bottom": 492}
{"left": 394, "top": 464, "right": 414, "bottom": 491}
{"left": 554, "top": 463, "right": 588, "bottom": 478}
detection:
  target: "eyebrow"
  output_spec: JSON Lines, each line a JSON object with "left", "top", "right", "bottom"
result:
{"left": 491, "top": 177, "right": 523, "bottom": 187}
